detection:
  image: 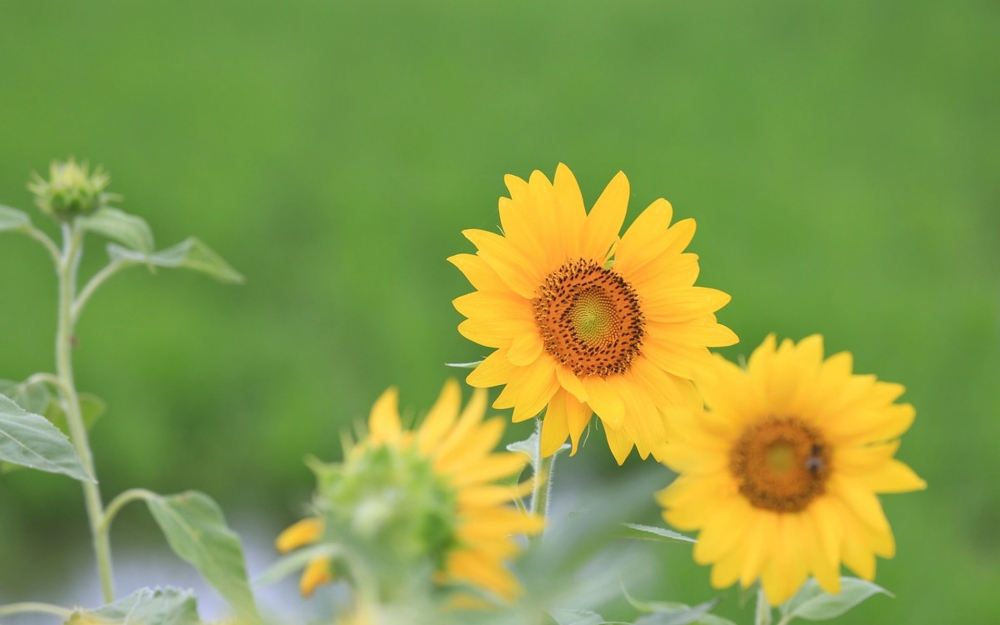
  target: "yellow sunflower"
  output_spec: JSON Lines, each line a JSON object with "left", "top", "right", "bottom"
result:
{"left": 450, "top": 164, "right": 737, "bottom": 464}
{"left": 275, "top": 379, "right": 543, "bottom": 602}
{"left": 657, "top": 335, "right": 926, "bottom": 605}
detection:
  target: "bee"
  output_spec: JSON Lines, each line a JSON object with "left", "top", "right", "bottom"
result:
{"left": 805, "top": 444, "right": 825, "bottom": 475}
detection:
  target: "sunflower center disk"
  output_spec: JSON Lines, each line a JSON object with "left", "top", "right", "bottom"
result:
{"left": 730, "top": 417, "right": 831, "bottom": 513}
{"left": 533, "top": 259, "right": 645, "bottom": 377}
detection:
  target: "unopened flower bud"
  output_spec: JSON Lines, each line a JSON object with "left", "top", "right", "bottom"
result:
{"left": 28, "top": 158, "right": 114, "bottom": 220}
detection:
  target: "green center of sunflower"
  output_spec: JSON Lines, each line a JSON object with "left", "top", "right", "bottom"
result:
{"left": 730, "top": 417, "right": 831, "bottom": 513}
{"left": 533, "top": 259, "right": 645, "bottom": 377}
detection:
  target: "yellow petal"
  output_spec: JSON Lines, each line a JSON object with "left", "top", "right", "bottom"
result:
{"left": 555, "top": 365, "right": 589, "bottom": 403}
{"left": 829, "top": 474, "right": 890, "bottom": 533}
{"left": 540, "top": 390, "right": 570, "bottom": 457}
{"left": 448, "top": 253, "right": 510, "bottom": 293}
{"left": 445, "top": 549, "right": 522, "bottom": 601}
{"left": 507, "top": 331, "right": 544, "bottom": 367}
{"left": 564, "top": 392, "right": 593, "bottom": 455}
{"left": 580, "top": 171, "right": 629, "bottom": 262}
{"left": 467, "top": 348, "right": 516, "bottom": 388}
{"left": 450, "top": 453, "right": 528, "bottom": 487}
{"left": 436, "top": 417, "right": 507, "bottom": 476}
{"left": 614, "top": 198, "right": 674, "bottom": 275}
{"left": 417, "top": 380, "right": 462, "bottom": 455}
{"left": 299, "top": 557, "right": 334, "bottom": 598}
{"left": 553, "top": 163, "right": 587, "bottom": 258}
{"left": 640, "top": 287, "right": 732, "bottom": 324}
{"left": 604, "top": 424, "right": 634, "bottom": 464}
{"left": 859, "top": 458, "right": 927, "bottom": 493}
{"left": 580, "top": 376, "right": 625, "bottom": 429}
{"left": 275, "top": 518, "right": 324, "bottom": 553}
{"left": 368, "top": 387, "right": 401, "bottom": 446}
{"left": 463, "top": 229, "right": 541, "bottom": 299}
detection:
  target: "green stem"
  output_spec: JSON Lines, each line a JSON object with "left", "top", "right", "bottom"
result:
{"left": 56, "top": 222, "right": 115, "bottom": 602}
{"left": 755, "top": 586, "right": 773, "bottom": 625}
{"left": 0, "top": 602, "right": 72, "bottom": 620}
{"left": 72, "top": 259, "right": 133, "bottom": 322}
{"left": 98, "top": 488, "right": 156, "bottom": 535}
{"left": 22, "top": 224, "right": 62, "bottom": 267}
{"left": 529, "top": 420, "right": 557, "bottom": 547}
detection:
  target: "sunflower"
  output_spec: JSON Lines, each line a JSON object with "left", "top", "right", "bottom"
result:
{"left": 656, "top": 335, "right": 926, "bottom": 605}
{"left": 450, "top": 164, "right": 737, "bottom": 464}
{"left": 275, "top": 379, "right": 543, "bottom": 602}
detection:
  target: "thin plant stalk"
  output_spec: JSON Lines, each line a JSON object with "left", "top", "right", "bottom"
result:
{"left": 529, "top": 420, "right": 557, "bottom": 548}
{"left": 55, "top": 222, "right": 115, "bottom": 602}
{"left": 0, "top": 602, "right": 73, "bottom": 619}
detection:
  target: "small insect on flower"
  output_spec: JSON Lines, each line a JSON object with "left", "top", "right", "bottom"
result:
{"left": 656, "top": 335, "right": 926, "bottom": 606}
{"left": 275, "top": 379, "right": 543, "bottom": 604}
{"left": 450, "top": 164, "right": 737, "bottom": 464}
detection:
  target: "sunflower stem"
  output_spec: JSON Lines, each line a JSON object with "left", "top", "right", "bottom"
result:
{"left": 529, "top": 420, "right": 556, "bottom": 547}
{"left": 754, "top": 586, "right": 773, "bottom": 625}
{"left": 56, "top": 222, "right": 115, "bottom": 602}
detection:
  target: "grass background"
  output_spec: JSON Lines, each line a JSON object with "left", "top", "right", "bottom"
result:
{"left": 0, "top": 0, "right": 997, "bottom": 622}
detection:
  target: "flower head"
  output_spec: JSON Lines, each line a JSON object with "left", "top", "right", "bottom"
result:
{"left": 657, "top": 335, "right": 926, "bottom": 605}
{"left": 276, "top": 380, "right": 543, "bottom": 604}
{"left": 28, "top": 158, "right": 113, "bottom": 219}
{"left": 450, "top": 164, "right": 737, "bottom": 464}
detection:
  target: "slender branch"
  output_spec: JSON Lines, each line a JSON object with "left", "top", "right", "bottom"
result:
{"left": 22, "top": 224, "right": 62, "bottom": 267}
{"left": 0, "top": 602, "right": 72, "bottom": 619}
{"left": 56, "top": 222, "right": 116, "bottom": 602}
{"left": 98, "top": 488, "right": 156, "bottom": 535}
{"left": 72, "top": 259, "right": 134, "bottom": 322}
{"left": 23, "top": 372, "right": 70, "bottom": 397}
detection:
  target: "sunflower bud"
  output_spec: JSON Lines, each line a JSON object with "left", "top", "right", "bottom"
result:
{"left": 309, "top": 442, "right": 459, "bottom": 598}
{"left": 28, "top": 158, "right": 113, "bottom": 220}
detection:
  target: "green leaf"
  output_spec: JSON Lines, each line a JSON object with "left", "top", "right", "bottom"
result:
{"left": 0, "top": 393, "right": 93, "bottom": 482}
{"left": 47, "top": 392, "right": 106, "bottom": 436}
{"left": 779, "top": 578, "right": 892, "bottom": 622}
{"left": 145, "top": 491, "right": 260, "bottom": 623}
{"left": 618, "top": 523, "right": 696, "bottom": 544}
{"left": 78, "top": 207, "right": 155, "bottom": 254}
{"left": 0, "top": 378, "right": 51, "bottom": 414}
{"left": 0, "top": 205, "right": 31, "bottom": 231}
{"left": 444, "top": 360, "right": 483, "bottom": 369}
{"left": 755, "top": 587, "right": 772, "bottom": 625}
{"left": 66, "top": 587, "right": 202, "bottom": 625}
{"left": 549, "top": 609, "right": 609, "bottom": 625}
{"left": 633, "top": 600, "right": 718, "bottom": 625}
{"left": 620, "top": 587, "right": 738, "bottom": 625}
{"left": 1, "top": 381, "right": 105, "bottom": 474}
{"left": 107, "top": 237, "right": 244, "bottom": 283}
{"left": 694, "top": 615, "right": 739, "bottom": 625}
{"left": 254, "top": 543, "right": 341, "bottom": 586}
{"left": 507, "top": 429, "right": 540, "bottom": 472}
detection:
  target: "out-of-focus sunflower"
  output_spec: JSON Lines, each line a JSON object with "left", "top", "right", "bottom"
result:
{"left": 275, "top": 379, "right": 543, "bottom": 603}
{"left": 450, "top": 164, "right": 737, "bottom": 464}
{"left": 657, "top": 335, "right": 926, "bottom": 605}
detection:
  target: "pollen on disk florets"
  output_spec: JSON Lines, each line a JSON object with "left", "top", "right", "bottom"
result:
{"left": 729, "top": 417, "right": 832, "bottom": 513}
{"left": 532, "top": 259, "right": 645, "bottom": 378}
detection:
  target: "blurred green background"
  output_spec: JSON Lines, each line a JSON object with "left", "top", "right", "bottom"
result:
{"left": 0, "top": 0, "right": 997, "bottom": 622}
